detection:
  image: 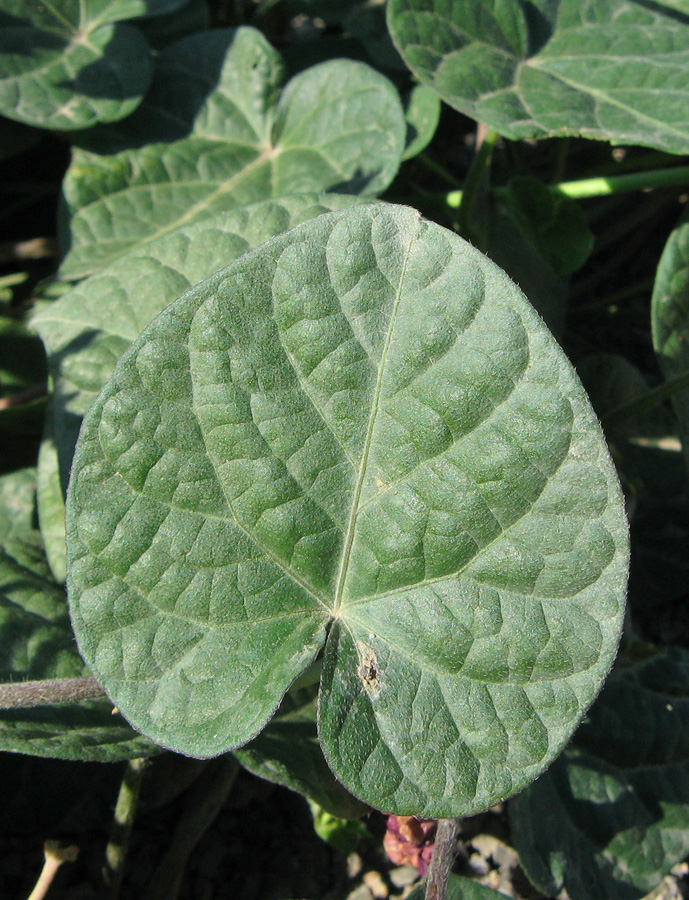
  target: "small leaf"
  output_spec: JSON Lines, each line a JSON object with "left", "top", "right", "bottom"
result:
{"left": 67, "top": 204, "right": 628, "bottom": 816}
{"left": 59, "top": 27, "right": 406, "bottom": 278}
{"left": 37, "top": 406, "right": 68, "bottom": 583}
{"left": 652, "top": 206, "right": 689, "bottom": 472}
{"left": 402, "top": 84, "right": 441, "bottom": 161}
{"left": 511, "top": 647, "right": 689, "bottom": 900}
{"left": 0, "top": 0, "right": 154, "bottom": 130}
{"left": 388, "top": 0, "right": 689, "bottom": 154}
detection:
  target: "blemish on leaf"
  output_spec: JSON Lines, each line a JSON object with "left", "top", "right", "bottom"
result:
{"left": 356, "top": 641, "right": 381, "bottom": 694}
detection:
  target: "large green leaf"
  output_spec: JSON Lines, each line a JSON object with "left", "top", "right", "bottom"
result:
{"left": 34, "top": 193, "right": 366, "bottom": 491}
{"left": 66, "top": 204, "right": 628, "bottom": 816}
{"left": 652, "top": 207, "right": 689, "bottom": 472}
{"left": 510, "top": 646, "right": 689, "bottom": 900}
{"left": 59, "top": 27, "right": 406, "bottom": 278}
{"left": 0, "top": 468, "right": 157, "bottom": 760}
{"left": 0, "top": 0, "right": 155, "bottom": 130}
{"left": 387, "top": 0, "right": 689, "bottom": 154}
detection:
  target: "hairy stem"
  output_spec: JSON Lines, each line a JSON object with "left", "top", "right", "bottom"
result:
{"left": 425, "top": 818, "right": 460, "bottom": 900}
{"left": 0, "top": 676, "right": 106, "bottom": 709}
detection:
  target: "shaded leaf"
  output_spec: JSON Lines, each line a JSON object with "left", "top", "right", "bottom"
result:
{"left": 511, "top": 646, "right": 689, "bottom": 900}
{"left": 407, "top": 873, "right": 509, "bottom": 900}
{"left": 652, "top": 206, "right": 689, "bottom": 472}
{"left": 402, "top": 84, "right": 441, "bottom": 161}
{"left": 0, "top": 0, "right": 154, "bottom": 130}
{"left": 67, "top": 204, "right": 627, "bottom": 816}
{"left": 37, "top": 405, "right": 67, "bottom": 583}
{"left": 500, "top": 177, "right": 593, "bottom": 276}
{"left": 577, "top": 353, "right": 672, "bottom": 441}
{"left": 387, "top": 0, "right": 689, "bottom": 154}
{"left": 59, "top": 27, "right": 405, "bottom": 277}
{"left": 234, "top": 699, "right": 369, "bottom": 819}
{"left": 0, "top": 468, "right": 157, "bottom": 760}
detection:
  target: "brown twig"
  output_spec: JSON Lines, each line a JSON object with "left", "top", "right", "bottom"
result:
{"left": 0, "top": 676, "right": 106, "bottom": 709}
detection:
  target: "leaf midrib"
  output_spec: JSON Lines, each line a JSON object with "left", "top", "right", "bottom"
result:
{"left": 332, "top": 213, "right": 420, "bottom": 614}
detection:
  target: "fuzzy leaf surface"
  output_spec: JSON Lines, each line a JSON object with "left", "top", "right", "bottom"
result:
{"left": 67, "top": 205, "right": 628, "bottom": 816}
{"left": 34, "top": 193, "right": 365, "bottom": 491}
{"left": 387, "top": 0, "right": 689, "bottom": 154}
{"left": 0, "top": 0, "right": 154, "bottom": 130}
{"left": 59, "top": 27, "right": 405, "bottom": 278}
{"left": 511, "top": 647, "right": 689, "bottom": 900}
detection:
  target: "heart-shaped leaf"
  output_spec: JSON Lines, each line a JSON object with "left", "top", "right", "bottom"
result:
{"left": 59, "top": 27, "right": 406, "bottom": 278}
{"left": 511, "top": 646, "right": 689, "bottom": 900}
{"left": 387, "top": 0, "right": 689, "bottom": 154}
{"left": 66, "top": 204, "right": 628, "bottom": 816}
{"left": 0, "top": 0, "right": 155, "bottom": 130}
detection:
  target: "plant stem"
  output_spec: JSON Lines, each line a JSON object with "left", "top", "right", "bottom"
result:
{"left": 27, "top": 841, "right": 79, "bottom": 900}
{"left": 537, "top": 164, "right": 689, "bottom": 200}
{"left": 142, "top": 757, "right": 240, "bottom": 900}
{"left": 104, "top": 758, "right": 149, "bottom": 900}
{"left": 443, "top": 163, "right": 689, "bottom": 210}
{"left": 424, "top": 818, "right": 460, "bottom": 900}
{"left": 416, "top": 153, "right": 463, "bottom": 189}
{"left": 457, "top": 125, "right": 499, "bottom": 248}
{"left": 602, "top": 369, "right": 689, "bottom": 431}
{"left": 0, "top": 675, "right": 106, "bottom": 709}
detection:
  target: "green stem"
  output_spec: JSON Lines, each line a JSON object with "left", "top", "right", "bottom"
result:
{"left": 416, "top": 153, "right": 463, "bottom": 189}
{"left": 104, "top": 758, "right": 149, "bottom": 900}
{"left": 425, "top": 818, "right": 460, "bottom": 900}
{"left": 444, "top": 163, "right": 689, "bottom": 209}
{"left": 142, "top": 758, "right": 240, "bottom": 900}
{"left": 602, "top": 369, "right": 689, "bottom": 431}
{"left": 458, "top": 125, "right": 500, "bottom": 247}
{"left": 535, "top": 164, "right": 689, "bottom": 200}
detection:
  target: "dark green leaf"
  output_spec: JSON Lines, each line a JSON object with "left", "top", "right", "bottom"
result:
{"left": 234, "top": 699, "right": 369, "bottom": 818}
{"left": 387, "top": 0, "right": 689, "bottom": 154}
{"left": 500, "top": 177, "right": 593, "bottom": 276}
{"left": 67, "top": 204, "right": 628, "bottom": 815}
{"left": 0, "top": 468, "right": 157, "bottom": 760}
{"left": 511, "top": 646, "right": 689, "bottom": 900}
{"left": 407, "top": 873, "right": 509, "bottom": 900}
{"left": 652, "top": 206, "right": 689, "bottom": 472}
